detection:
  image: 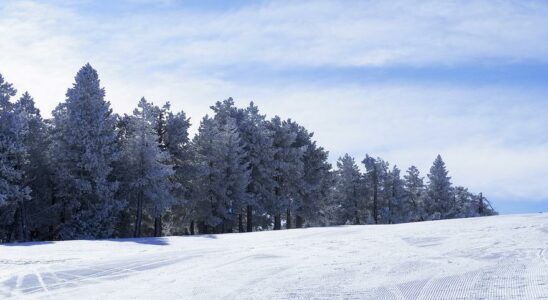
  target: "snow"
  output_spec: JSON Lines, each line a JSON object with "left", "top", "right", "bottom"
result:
{"left": 1, "top": 213, "right": 547, "bottom": 299}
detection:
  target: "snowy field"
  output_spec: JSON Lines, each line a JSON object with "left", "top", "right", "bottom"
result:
{"left": 1, "top": 214, "right": 547, "bottom": 299}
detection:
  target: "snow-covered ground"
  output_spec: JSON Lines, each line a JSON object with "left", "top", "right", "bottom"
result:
{"left": 1, "top": 213, "right": 547, "bottom": 299}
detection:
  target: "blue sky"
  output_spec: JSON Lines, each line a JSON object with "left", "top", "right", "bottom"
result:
{"left": 1, "top": 0, "right": 547, "bottom": 214}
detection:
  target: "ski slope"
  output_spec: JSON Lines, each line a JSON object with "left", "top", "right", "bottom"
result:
{"left": 1, "top": 213, "right": 547, "bottom": 299}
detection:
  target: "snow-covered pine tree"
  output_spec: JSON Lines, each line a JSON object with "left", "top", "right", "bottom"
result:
{"left": 209, "top": 98, "right": 251, "bottom": 232}
{"left": 283, "top": 119, "right": 310, "bottom": 229}
{"left": 403, "top": 165, "right": 425, "bottom": 222}
{"left": 295, "top": 139, "right": 332, "bottom": 227}
{"left": 267, "top": 117, "right": 304, "bottom": 230}
{"left": 334, "top": 154, "right": 363, "bottom": 225}
{"left": 13, "top": 92, "right": 54, "bottom": 241}
{"left": 452, "top": 186, "right": 474, "bottom": 218}
{"left": 240, "top": 102, "right": 276, "bottom": 232}
{"left": 161, "top": 105, "right": 193, "bottom": 235}
{"left": 50, "top": 64, "right": 123, "bottom": 239}
{"left": 385, "top": 165, "right": 405, "bottom": 224}
{"left": 192, "top": 115, "right": 250, "bottom": 233}
{"left": 362, "top": 155, "right": 388, "bottom": 224}
{"left": 426, "top": 155, "right": 453, "bottom": 220}
{"left": 284, "top": 120, "right": 332, "bottom": 228}
{"left": 0, "top": 74, "right": 32, "bottom": 242}
{"left": 121, "top": 98, "right": 176, "bottom": 238}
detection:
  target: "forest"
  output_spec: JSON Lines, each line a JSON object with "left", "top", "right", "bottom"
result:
{"left": 0, "top": 64, "right": 496, "bottom": 243}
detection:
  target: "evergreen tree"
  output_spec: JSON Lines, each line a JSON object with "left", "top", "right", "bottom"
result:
{"left": 426, "top": 155, "right": 453, "bottom": 219}
{"left": 50, "top": 64, "right": 123, "bottom": 239}
{"left": 296, "top": 140, "right": 332, "bottom": 227}
{"left": 334, "top": 154, "right": 363, "bottom": 225}
{"left": 192, "top": 116, "right": 250, "bottom": 233}
{"left": 13, "top": 92, "right": 54, "bottom": 241}
{"left": 403, "top": 166, "right": 425, "bottom": 221}
{"left": 162, "top": 105, "right": 193, "bottom": 235}
{"left": 267, "top": 117, "right": 304, "bottom": 230}
{"left": 362, "top": 155, "right": 388, "bottom": 224}
{"left": 385, "top": 165, "right": 405, "bottom": 224}
{"left": 122, "top": 98, "right": 176, "bottom": 238}
{"left": 0, "top": 74, "right": 31, "bottom": 242}
{"left": 239, "top": 102, "right": 276, "bottom": 232}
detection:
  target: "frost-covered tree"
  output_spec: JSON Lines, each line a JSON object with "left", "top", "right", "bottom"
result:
{"left": 209, "top": 98, "right": 251, "bottom": 232}
{"left": 451, "top": 186, "right": 475, "bottom": 218}
{"left": 13, "top": 93, "right": 53, "bottom": 241}
{"left": 192, "top": 116, "right": 250, "bottom": 233}
{"left": 362, "top": 155, "right": 388, "bottom": 224}
{"left": 50, "top": 64, "right": 123, "bottom": 239}
{"left": 282, "top": 119, "right": 310, "bottom": 229}
{"left": 121, "top": 98, "right": 175, "bottom": 238}
{"left": 267, "top": 117, "right": 304, "bottom": 230}
{"left": 385, "top": 165, "right": 405, "bottom": 224}
{"left": 239, "top": 102, "right": 276, "bottom": 231}
{"left": 403, "top": 166, "right": 425, "bottom": 221}
{"left": 0, "top": 75, "right": 32, "bottom": 242}
{"left": 285, "top": 121, "right": 333, "bottom": 228}
{"left": 334, "top": 154, "right": 363, "bottom": 225}
{"left": 295, "top": 140, "right": 332, "bottom": 227}
{"left": 161, "top": 105, "right": 193, "bottom": 235}
{"left": 426, "top": 155, "right": 453, "bottom": 220}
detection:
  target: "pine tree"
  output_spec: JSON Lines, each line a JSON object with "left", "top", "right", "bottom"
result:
{"left": 385, "top": 165, "right": 405, "bottom": 224}
{"left": 50, "top": 64, "right": 123, "bottom": 239}
{"left": 267, "top": 117, "right": 304, "bottom": 230}
{"left": 122, "top": 98, "right": 175, "bottom": 238}
{"left": 296, "top": 140, "right": 332, "bottom": 227}
{"left": 239, "top": 102, "right": 276, "bottom": 232}
{"left": 334, "top": 154, "right": 363, "bottom": 225}
{"left": 192, "top": 116, "right": 250, "bottom": 233}
{"left": 403, "top": 165, "right": 425, "bottom": 221}
{"left": 162, "top": 105, "right": 193, "bottom": 235}
{"left": 362, "top": 155, "right": 388, "bottom": 224}
{"left": 0, "top": 74, "right": 32, "bottom": 242}
{"left": 13, "top": 92, "right": 53, "bottom": 241}
{"left": 426, "top": 155, "right": 453, "bottom": 220}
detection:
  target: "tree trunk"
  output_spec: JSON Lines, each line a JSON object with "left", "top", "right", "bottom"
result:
{"left": 197, "top": 221, "right": 206, "bottom": 234}
{"left": 189, "top": 220, "right": 195, "bottom": 235}
{"left": 286, "top": 208, "right": 292, "bottom": 229}
{"left": 373, "top": 178, "right": 378, "bottom": 224}
{"left": 133, "top": 193, "right": 143, "bottom": 238}
{"left": 238, "top": 212, "right": 244, "bottom": 232}
{"left": 388, "top": 197, "right": 392, "bottom": 224}
{"left": 478, "top": 192, "right": 484, "bottom": 215}
{"left": 19, "top": 201, "right": 28, "bottom": 241}
{"left": 49, "top": 184, "right": 56, "bottom": 240}
{"left": 154, "top": 215, "right": 162, "bottom": 237}
{"left": 217, "top": 221, "right": 225, "bottom": 234}
{"left": 352, "top": 186, "right": 360, "bottom": 225}
{"left": 296, "top": 215, "right": 304, "bottom": 228}
{"left": 246, "top": 205, "right": 253, "bottom": 232}
{"left": 273, "top": 214, "right": 281, "bottom": 230}
{"left": 354, "top": 200, "right": 360, "bottom": 225}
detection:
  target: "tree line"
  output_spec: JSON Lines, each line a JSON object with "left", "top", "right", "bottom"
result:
{"left": 0, "top": 64, "right": 496, "bottom": 243}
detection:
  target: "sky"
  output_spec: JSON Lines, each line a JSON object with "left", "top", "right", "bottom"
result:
{"left": 0, "top": 0, "right": 547, "bottom": 214}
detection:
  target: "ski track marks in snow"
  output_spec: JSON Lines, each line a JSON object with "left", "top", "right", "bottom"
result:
{"left": 1, "top": 213, "right": 547, "bottom": 299}
{"left": 1, "top": 252, "right": 202, "bottom": 298}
